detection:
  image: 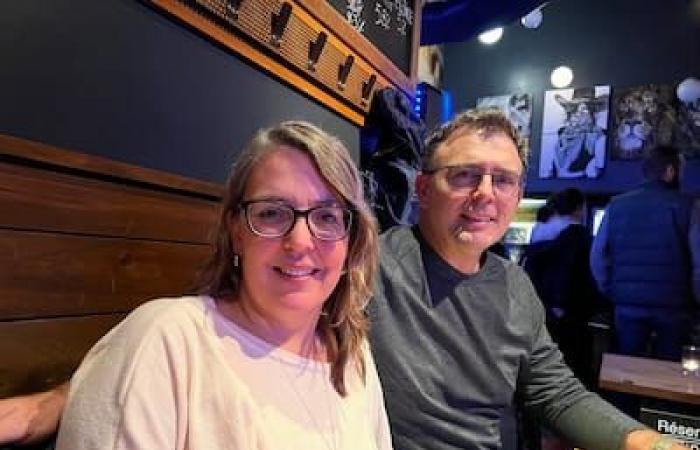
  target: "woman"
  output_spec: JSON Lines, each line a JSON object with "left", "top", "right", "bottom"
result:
{"left": 54, "top": 121, "right": 391, "bottom": 449}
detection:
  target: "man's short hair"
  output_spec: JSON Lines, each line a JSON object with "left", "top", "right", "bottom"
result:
{"left": 423, "top": 108, "right": 529, "bottom": 172}
{"left": 550, "top": 188, "right": 586, "bottom": 216}
{"left": 642, "top": 145, "right": 683, "bottom": 180}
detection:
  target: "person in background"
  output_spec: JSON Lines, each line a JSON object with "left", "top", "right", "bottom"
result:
{"left": 529, "top": 197, "right": 555, "bottom": 244}
{"left": 591, "top": 145, "right": 700, "bottom": 361}
{"left": 40, "top": 121, "right": 391, "bottom": 449}
{"left": 522, "top": 188, "right": 603, "bottom": 388}
{"left": 0, "top": 111, "right": 690, "bottom": 450}
{"left": 529, "top": 191, "right": 581, "bottom": 244}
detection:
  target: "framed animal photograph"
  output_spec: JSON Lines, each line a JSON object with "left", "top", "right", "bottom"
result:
{"left": 477, "top": 93, "right": 533, "bottom": 151}
{"left": 611, "top": 84, "right": 676, "bottom": 160}
{"left": 539, "top": 86, "right": 610, "bottom": 179}
{"left": 674, "top": 91, "right": 700, "bottom": 159}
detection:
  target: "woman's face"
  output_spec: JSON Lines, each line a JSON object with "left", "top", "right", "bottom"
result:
{"left": 230, "top": 146, "right": 349, "bottom": 318}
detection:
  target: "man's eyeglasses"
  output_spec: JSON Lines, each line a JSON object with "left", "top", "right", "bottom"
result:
{"left": 423, "top": 164, "right": 523, "bottom": 197}
{"left": 240, "top": 200, "right": 353, "bottom": 241}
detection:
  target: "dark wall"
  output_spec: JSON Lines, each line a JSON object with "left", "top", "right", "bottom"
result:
{"left": 0, "top": 0, "right": 359, "bottom": 183}
{"left": 442, "top": 0, "right": 700, "bottom": 196}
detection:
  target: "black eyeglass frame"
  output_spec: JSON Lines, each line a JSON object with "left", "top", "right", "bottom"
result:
{"left": 239, "top": 200, "right": 354, "bottom": 241}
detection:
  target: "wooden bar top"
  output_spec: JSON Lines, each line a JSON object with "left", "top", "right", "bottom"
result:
{"left": 599, "top": 353, "right": 700, "bottom": 405}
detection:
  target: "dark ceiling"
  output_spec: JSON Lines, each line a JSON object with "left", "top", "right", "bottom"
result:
{"left": 421, "top": 0, "right": 552, "bottom": 45}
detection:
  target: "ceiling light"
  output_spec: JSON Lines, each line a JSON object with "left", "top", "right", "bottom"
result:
{"left": 478, "top": 27, "right": 503, "bottom": 45}
{"left": 550, "top": 66, "right": 574, "bottom": 88}
{"left": 677, "top": 77, "right": 700, "bottom": 104}
{"left": 521, "top": 8, "right": 543, "bottom": 29}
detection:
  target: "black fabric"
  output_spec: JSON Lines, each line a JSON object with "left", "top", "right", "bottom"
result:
{"left": 361, "top": 88, "right": 426, "bottom": 231}
{"left": 523, "top": 224, "right": 601, "bottom": 320}
{"left": 522, "top": 224, "right": 604, "bottom": 387}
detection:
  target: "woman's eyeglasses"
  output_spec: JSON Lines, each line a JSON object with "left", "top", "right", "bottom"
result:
{"left": 240, "top": 200, "right": 353, "bottom": 241}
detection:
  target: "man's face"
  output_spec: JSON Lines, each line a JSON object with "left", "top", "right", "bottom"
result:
{"left": 416, "top": 129, "right": 523, "bottom": 271}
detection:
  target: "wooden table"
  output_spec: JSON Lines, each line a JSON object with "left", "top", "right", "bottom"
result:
{"left": 599, "top": 353, "right": 700, "bottom": 405}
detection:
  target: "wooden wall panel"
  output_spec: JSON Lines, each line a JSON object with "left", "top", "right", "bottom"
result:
{"left": 148, "top": 0, "right": 421, "bottom": 126}
{"left": 0, "top": 134, "right": 224, "bottom": 398}
{"left": 0, "top": 230, "right": 211, "bottom": 320}
{"left": 0, "top": 162, "right": 219, "bottom": 244}
{"left": 0, "top": 134, "right": 224, "bottom": 199}
{"left": 0, "top": 315, "right": 126, "bottom": 397}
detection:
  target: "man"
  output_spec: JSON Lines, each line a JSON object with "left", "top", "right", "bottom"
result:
{"left": 369, "top": 109, "right": 678, "bottom": 450}
{"left": 522, "top": 188, "right": 603, "bottom": 388}
{"left": 590, "top": 145, "right": 700, "bottom": 360}
{"left": 529, "top": 189, "right": 583, "bottom": 244}
{"left": 0, "top": 110, "right": 687, "bottom": 450}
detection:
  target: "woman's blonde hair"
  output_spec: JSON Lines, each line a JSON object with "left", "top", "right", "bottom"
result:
{"left": 196, "top": 121, "right": 379, "bottom": 396}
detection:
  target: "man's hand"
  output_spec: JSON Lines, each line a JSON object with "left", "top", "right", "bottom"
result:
{"left": 626, "top": 429, "right": 689, "bottom": 450}
{"left": 0, "top": 383, "right": 68, "bottom": 445}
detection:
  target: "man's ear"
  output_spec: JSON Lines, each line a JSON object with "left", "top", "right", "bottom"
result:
{"left": 415, "top": 172, "right": 432, "bottom": 209}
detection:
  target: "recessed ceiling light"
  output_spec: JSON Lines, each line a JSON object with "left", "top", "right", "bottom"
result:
{"left": 478, "top": 27, "right": 503, "bottom": 45}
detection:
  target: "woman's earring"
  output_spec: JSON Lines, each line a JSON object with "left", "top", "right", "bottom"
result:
{"left": 233, "top": 254, "right": 239, "bottom": 268}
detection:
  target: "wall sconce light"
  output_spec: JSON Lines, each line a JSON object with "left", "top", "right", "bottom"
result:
{"left": 337, "top": 55, "right": 354, "bottom": 90}
{"left": 307, "top": 32, "right": 327, "bottom": 71}
{"left": 550, "top": 66, "right": 574, "bottom": 88}
{"left": 478, "top": 27, "right": 503, "bottom": 45}
{"left": 677, "top": 77, "right": 700, "bottom": 104}
{"left": 270, "top": 2, "right": 292, "bottom": 48}
{"left": 521, "top": 8, "right": 543, "bottom": 29}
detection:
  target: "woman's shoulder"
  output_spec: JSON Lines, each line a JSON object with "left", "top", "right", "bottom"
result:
{"left": 107, "top": 296, "right": 213, "bottom": 347}
{"left": 130, "top": 295, "right": 208, "bottom": 317}
{"left": 126, "top": 295, "right": 207, "bottom": 324}
{"left": 68, "top": 297, "right": 215, "bottom": 393}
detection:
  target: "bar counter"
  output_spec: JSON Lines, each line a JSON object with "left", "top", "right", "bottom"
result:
{"left": 599, "top": 353, "right": 700, "bottom": 406}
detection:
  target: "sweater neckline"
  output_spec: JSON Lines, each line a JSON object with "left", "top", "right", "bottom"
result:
{"left": 412, "top": 226, "right": 502, "bottom": 283}
{"left": 204, "top": 295, "right": 329, "bottom": 371}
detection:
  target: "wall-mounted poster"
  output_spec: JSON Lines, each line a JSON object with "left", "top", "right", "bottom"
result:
{"left": 611, "top": 84, "right": 676, "bottom": 160}
{"left": 674, "top": 91, "right": 700, "bottom": 159}
{"left": 476, "top": 94, "right": 532, "bottom": 150}
{"left": 539, "top": 86, "right": 610, "bottom": 179}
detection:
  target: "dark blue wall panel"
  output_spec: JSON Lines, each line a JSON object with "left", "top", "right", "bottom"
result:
{"left": 442, "top": 0, "right": 700, "bottom": 195}
{"left": 0, "top": 0, "right": 359, "bottom": 183}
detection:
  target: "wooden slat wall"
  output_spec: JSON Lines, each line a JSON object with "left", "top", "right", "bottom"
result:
{"left": 0, "top": 316, "right": 126, "bottom": 397}
{"left": 0, "top": 161, "right": 218, "bottom": 242}
{"left": 0, "top": 135, "right": 222, "bottom": 397}
{"left": 148, "top": 0, "right": 422, "bottom": 126}
{"left": 0, "top": 230, "right": 212, "bottom": 319}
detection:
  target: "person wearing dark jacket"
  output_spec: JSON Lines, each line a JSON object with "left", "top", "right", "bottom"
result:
{"left": 523, "top": 188, "right": 602, "bottom": 387}
{"left": 590, "top": 145, "right": 700, "bottom": 360}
